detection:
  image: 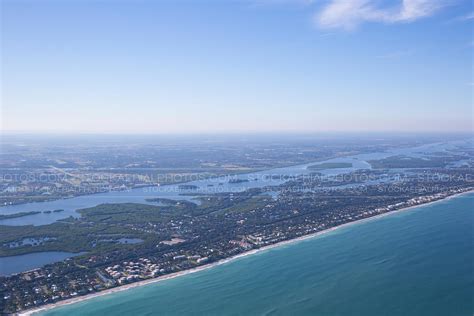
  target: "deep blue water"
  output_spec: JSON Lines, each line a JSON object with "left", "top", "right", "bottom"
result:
{"left": 40, "top": 193, "right": 474, "bottom": 316}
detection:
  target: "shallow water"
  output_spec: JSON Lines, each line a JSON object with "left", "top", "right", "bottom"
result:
{"left": 0, "top": 251, "right": 82, "bottom": 276}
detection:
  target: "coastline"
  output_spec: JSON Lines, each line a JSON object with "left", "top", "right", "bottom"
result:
{"left": 19, "top": 189, "right": 474, "bottom": 316}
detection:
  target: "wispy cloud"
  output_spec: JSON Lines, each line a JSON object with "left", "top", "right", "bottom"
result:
{"left": 455, "top": 11, "right": 474, "bottom": 21}
{"left": 315, "top": 0, "right": 448, "bottom": 30}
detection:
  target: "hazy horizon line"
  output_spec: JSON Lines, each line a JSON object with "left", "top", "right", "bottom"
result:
{"left": 2, "top": 130, "right": 473, "bottom": 136}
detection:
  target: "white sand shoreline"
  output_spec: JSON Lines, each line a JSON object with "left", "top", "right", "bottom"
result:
{"left": 19, "top": 189, "right": 474, "bottom": 316}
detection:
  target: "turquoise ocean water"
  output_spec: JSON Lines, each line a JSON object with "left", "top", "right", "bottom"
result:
{"left": 40, "top": 193, "right": 474, "bottom": 316}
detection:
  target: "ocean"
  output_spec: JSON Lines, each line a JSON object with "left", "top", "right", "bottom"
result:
{"left": 39, "top": 193, "right": 474, "bottom": 316}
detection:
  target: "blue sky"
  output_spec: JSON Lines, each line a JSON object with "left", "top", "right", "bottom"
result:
{"left": 1, "top": 0, "right": 473, "bottom": 133}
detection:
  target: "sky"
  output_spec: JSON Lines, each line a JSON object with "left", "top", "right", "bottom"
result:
{"left": 1, "top": 0, "right": 473, "bottom": 134}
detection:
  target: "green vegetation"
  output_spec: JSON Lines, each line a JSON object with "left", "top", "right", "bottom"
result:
{"left": 77, "top": 203, "right": 173, "bottom": 224}
{"left": 0, "top": 192, "right": 268, "bottom": 257}
{"left": 0, "top": 217, "right": 152, "bottom": 257}
{"left": 212, "top": 195, "right": 270, "bottom": 214}
{"left": 369, "top": 155, "right": 451, "bottom": 169}
{"left": 145, "top": 198, "right": 184, "bottom": 205}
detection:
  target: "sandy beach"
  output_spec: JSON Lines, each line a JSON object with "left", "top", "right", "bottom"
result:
{"left": 20, "top": 189, "right": 473, "bottom": 316}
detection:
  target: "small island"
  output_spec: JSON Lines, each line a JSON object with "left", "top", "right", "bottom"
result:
{"left": 43, "top": 209, "right": 64, "bottom": 214}
{"left": 0, "top": 211, "right": 42, "bottom": 220}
